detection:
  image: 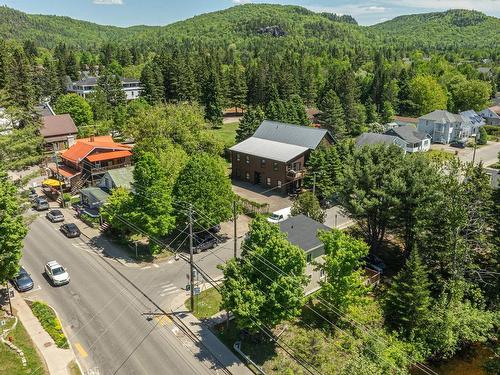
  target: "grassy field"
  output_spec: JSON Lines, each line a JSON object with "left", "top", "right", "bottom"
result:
{"left": 185, "top": 287, "right": 222, "bottom": 319}
{"left": 0, "top": 313, "right": 48, "bottom": 375}
{"left": 207, "top": 122, "right": 239, "bottom": 147}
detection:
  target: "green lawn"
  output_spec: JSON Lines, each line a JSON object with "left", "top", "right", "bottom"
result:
{"left": 185, "top": 287, "right": 222, "bottom": 319}
{"left": 207, "top": 122, "right": 239, "bottom": 147}
{"left": 0, "top": 313, "right": 48, "bottom": 375}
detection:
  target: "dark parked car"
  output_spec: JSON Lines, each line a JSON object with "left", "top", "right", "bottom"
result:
{"left": 365, "top": 254, "right": 386, "bottom": 274}
{"left": 450, "top": 140, "right": 466, "bottom": 148}
{"left": 46, "top": 209, "right": 65, "bottom": 223}
{"left": 33, "top": 197, "right": 49, "bottom": 211}
{"left": 28, "top": 187, "right": 38, "bottom": 201}
{"left": 60, "top": 223, "right": 81, "bottom": 238}
{"left": 11, "top": 267, "right": 34, "bottom": 292}
{"left": 193, "top": 235, "right": 218, "bottom": 254}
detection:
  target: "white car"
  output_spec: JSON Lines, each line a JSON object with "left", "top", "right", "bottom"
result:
{"left": 44, "top": 261, "right": 70, "bottom": 286}
{"left": 267, "top": 207, "right": 292, "bottom": 224}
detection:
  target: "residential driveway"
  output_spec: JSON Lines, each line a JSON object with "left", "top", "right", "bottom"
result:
{"left": 324, "top": 206, "right": 353, "bottom": 229}
{"left": 431, "top": 141, "right": 500, "bottom": 166}
{"left": 232, "top": 180, "right": 292, "bottom": 212}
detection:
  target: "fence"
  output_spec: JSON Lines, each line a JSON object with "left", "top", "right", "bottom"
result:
{"left": 236, "top": 196, "right": 270, "bottom": 216}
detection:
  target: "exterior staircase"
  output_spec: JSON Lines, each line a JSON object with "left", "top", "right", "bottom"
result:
{"left": 99, "top": 221, "right": 110, "bottom": 232}
{"left": 71, "top": 175, "right": 89, "bottom": 195}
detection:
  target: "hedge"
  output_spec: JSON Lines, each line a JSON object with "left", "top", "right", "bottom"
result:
{"left": 30, "top": 301, "right": 69, "bottom": 349}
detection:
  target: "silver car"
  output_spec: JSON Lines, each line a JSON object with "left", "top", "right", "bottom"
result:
{"left": 46, "top": 210, "right": 65, "bottom": 223}
{"left": 33, "top": 197, "right": 49, "bottom": 211}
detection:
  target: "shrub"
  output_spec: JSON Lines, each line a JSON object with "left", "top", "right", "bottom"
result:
{"left": 477, "top": 127, "right": 488, "bottom": 145}
{"left": 30, "top": 301, "right": 69, "bottom": 349}
{"left": 63, "top": 193, "right": 72, "bottom": 202}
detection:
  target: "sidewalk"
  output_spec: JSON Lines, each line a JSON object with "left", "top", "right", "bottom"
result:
{"left": 10, "top": 293, "right": 76, "bottom": 375}
{"left": 170, "top": 293, "right": 253, "bottom": 375}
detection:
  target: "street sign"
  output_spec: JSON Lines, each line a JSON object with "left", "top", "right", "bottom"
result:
{"left": 194, "top": 287, "right": 201, "bottom": 295}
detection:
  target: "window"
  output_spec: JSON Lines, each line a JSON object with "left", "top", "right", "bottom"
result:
{"left": 245, "top": 155, "right": 250, "bottom": 164}
{"left": 236, "top": 153, "right": 240, "bottom": 162}
{"left": 277, "top": 180, "right": 282, "bottom": 188}
{"left": 306, "top": 253, "right": 312, "bottom": 263}
{"left": 261, "top": 159, "right": 266, "bottom": 168}
{"left": 273, "top": 162, "right": 279, "bottom": 171}
{"left": 245, "top": 172, "right": 250, "bottom": 180}
{"left": 266, "top": 177, "right": 271, "bottom": 186}
{"left": 320, "top": 269, "right": 325, "bottom": 278}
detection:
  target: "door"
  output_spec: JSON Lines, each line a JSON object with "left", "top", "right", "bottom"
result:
{"left": 254, "top": 172, "right": 261, "bottom": 184}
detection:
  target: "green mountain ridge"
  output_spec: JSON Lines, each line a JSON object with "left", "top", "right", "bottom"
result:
{"left": 0, "top": 4, "right": 498, "bottom": 53}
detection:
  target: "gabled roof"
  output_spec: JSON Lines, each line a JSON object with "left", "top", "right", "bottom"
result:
{"left": 419, "top": 110, "right": 463, "bottom": 123}
{"left": 479, "top": 108, "right": 500, "bottom": 120}
{"left": 460, "top": 110, "right": 485, "bottom": 125}
{"left": 104, "top": 166, "right": 134, "bottom": 190}
{"left": 41, "top": 114, "right": 78, "bottom": 138}
{"left": 385, "top": 125, "right": 429, "bottom": 143}
{"left": 356, "top": 133, "right": 403, "bottom": 147}
{"left": 253, "top": 120, "right": 332, "bottom": 150}
{"left": 80, "top": 187, "right": 110, "bottom": 203}
{"left": 279, "top": 214, "right": 330, "bottom": 253}
{"left": 229, "top": 137, "right": 308, "bottom": 163}
{"left": 71, "top": 76, "right": 140, "bottom": 86}
{"left": 393, "top": 115, "right": 418, "bottom": 124}
{"left": 61, "top": 136, "right": 132, "bottom": 163}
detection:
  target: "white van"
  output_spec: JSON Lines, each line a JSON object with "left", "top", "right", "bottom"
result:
{"left": 267, "top": 207, "right": 292, "bottom": 224}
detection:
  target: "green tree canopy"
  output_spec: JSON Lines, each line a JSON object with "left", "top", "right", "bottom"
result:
{"left": 235, "top": 106, "right": 264, "bottom": 143}
{"left": 54, "top": 93, "right": 93, "bottom": 126}
{"left": 318, "top": 89, "right": 347, "bottom": 138}
{"left": 0, "top": 169, "right": 28, "bottom": 283}
{"left": 291, "top": 191, "right": 326, "bottom": 223}
{"left": 384, "top": 249, "right": 432, "bottom": 338}
{"left": 317, "top": 229, "right": 370, "bottom": 317}
{"left": 173, "top": 153, "right": 233, "bottom": 230}
{"left": 408, "top": 75, "right": 448, "bottom": 115}
{"left": 220, "top": 217, "right": 308, "bottom": 331}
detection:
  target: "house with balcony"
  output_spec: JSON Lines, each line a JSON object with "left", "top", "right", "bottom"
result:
{"left": 229, "top": 120, "right": 333, "bottom": 193}
{"left": 48, "top": 135, "right": 133, "bottom": 194}
{"left": 67, "top": 74, "right": 142, "bottom": 100}
{"left": 417, "top": 109, "right": 484, "bottom": 144}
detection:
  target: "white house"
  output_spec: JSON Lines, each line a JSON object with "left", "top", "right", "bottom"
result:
{"left": 384, "top": 125, "right": 431, "bottom": 153}
{"left": 67, "top": 75, "right": 142, "bottom": 100}
{"left": 417, "top": 109, "right": 483, "bottom": 144}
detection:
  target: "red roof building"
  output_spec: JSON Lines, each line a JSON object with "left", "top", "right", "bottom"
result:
{"left": 50, "top": 136, "right": 133, "bottom": 190}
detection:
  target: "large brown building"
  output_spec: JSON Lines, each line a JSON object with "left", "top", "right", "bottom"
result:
{"left": 229, "top": 121, "right": 333, "bottom": 193}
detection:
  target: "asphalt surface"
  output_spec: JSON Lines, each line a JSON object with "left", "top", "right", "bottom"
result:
{"left": 20, "top": 214, "right": 234, "bottom": 375}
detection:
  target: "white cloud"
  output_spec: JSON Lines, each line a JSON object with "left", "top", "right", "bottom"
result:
{"left": 93, "top": 0, "right": 123, "bottom": 5}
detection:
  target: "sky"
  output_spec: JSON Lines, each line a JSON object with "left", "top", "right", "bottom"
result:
{"left": 1, "top": 0, "right": 499, "bottom": 26}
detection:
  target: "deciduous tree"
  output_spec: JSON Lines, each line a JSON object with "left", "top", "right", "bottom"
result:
{"left": 54, "top": 93, "right": 93, "bottom": 126}
{"left": 291, "top": 191, "right": 326, "bottom": 223}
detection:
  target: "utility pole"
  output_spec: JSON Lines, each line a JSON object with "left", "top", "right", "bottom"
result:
{"left": 233, "top": 201, "right": 238, "bottom": 259}
{"left": 53, "top": 151, "right": 65, "bottom": 208}
{"left": 189, "top": 205, "right": 195, "bottom": 312}
{"left": 5, "top": 282, "right": 13, "bottom": 315}
{"left": 312, "top": 172, "right": 316, "bottom": 195}
{"left": 472, "top": 133, "right": 478, "bottom": 165}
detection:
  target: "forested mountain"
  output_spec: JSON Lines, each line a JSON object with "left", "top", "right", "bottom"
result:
{"left": 2, "top": 4, "right": 498, "bottom": 56}
{"left": 370, "top": 9, "right": 500, "bottom": 54}
{"left": 0, "top": 5, "right": 158, "bottom": 48}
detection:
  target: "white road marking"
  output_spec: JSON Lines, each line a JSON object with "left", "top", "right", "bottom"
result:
{"left": 22, "top": 285, "right": 42, "bottom": 294}
{"left": 153, "top": 264, "right": 159, "bottom": 268}
{"left": 141, "top": 266, "right": 152, "bottom": 270}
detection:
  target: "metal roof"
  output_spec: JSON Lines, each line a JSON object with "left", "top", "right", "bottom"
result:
{"left": 460, "top": 110, "right": 485, "bottom": 125}
{"left": 230, "top": 137, "right": 308, "bottom": 162}
{"left": 479, "top": 108, "right": 500, "bottom": 119}
{"left": 80, "top": 187, "right": 110, "bottom": 203}
{"left": 104, "top": 166, "right": 134, "bottom": 190}
{"left": 279, "top": 214, "right": 331, "bottom": 253}
{"left": 385, "top": 125, "right": 429, "bottom": 143}
{"left": 356, "top": 133, "right": 402, "bottom": 147}
{"left": 253, "top": 120, "right": 332, "bottom": 150}
{"left": 419, "top": 110, "right": 463, "bottom": 123}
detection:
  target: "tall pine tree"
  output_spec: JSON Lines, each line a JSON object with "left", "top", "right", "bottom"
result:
{"left": 384, "top": 249, "right": 432, "bottom": 338}
{"left": 318, "top": 90, "right": 347, "bottom": 138}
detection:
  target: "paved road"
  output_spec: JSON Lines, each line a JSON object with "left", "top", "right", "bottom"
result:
{"left": 21, "top": 215, "right": 234, "bottom": 375}
{"left": 432, "top": 141, "right": 500, "bottom": 166}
